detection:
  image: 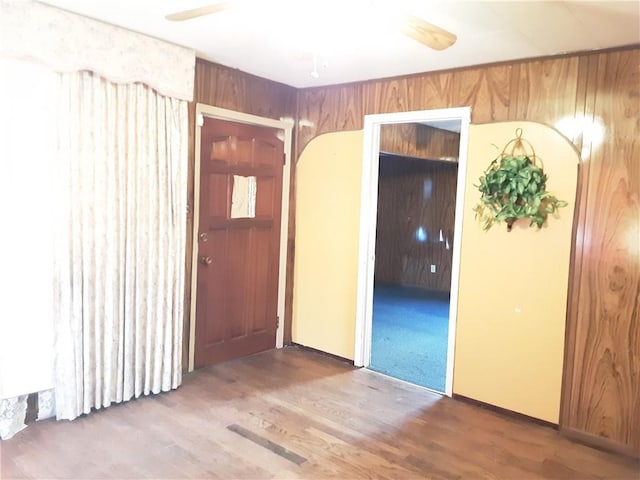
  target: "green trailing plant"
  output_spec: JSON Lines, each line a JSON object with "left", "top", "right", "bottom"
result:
{"left": 473, "top": 130, "right": 568, "bottom": 231}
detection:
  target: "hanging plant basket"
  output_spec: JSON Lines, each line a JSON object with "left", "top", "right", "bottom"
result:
{"left": 473, "top": 129, "right": 567, "bottom": 232}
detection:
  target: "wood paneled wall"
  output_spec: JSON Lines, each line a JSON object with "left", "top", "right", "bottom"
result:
{"left": 188, "top": 48, "right": 638, "bottom": 455}
{"left": 375, "top": 156, "right": 458, "bottom": 291}
{"left": 295, "top": 55, "right": 591, "bottom": 144}
{"left": 560, "top": 50, "right": 640, "bottom": 457}
{"left": 380, "top": 123, "right": 460, "bottom": 160}
{"left": 294, "top": 47, "right": 640, "bottom": 455}
{"left": 185, "top": 59, "right": 297, "bottom": 366}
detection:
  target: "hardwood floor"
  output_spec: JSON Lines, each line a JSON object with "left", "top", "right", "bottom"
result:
{"left": 2, "top": 347, "right": 638, "bottom": 479}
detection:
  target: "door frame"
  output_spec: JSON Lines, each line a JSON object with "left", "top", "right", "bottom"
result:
{"left": 188, "top": 104, "right": 294, "bottom": 372}
{"left": 353, "top": 107, "right": 471, "bottom": 397}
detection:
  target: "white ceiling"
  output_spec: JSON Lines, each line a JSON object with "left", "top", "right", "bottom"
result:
{"left": 38, "top": 0, "right": 640, "bottom": 88}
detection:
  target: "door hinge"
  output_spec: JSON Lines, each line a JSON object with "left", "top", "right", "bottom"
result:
{"left": 283, "top": 152, "right": 286, "bottom": 166}
{"left": 276, "top": 316, "right": 280, "bottom": 329}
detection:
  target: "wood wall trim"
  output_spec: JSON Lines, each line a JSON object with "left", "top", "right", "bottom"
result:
{"left": 558, "top": 51, "right": 597, "bottom": 444}
{"left": 560, "top": 427, "right": 640, "bottom": 460}
{"left": 283, "top": 93, "right": 300, "bottom": 345}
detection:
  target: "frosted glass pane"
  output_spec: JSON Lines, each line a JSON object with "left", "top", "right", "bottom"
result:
{"left": 231, "top": 175, "right": 256, "bottom": 218}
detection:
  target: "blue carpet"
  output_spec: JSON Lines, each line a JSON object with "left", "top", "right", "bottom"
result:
{"left": 370, "top": 284, "right": 450, "bottom": 392}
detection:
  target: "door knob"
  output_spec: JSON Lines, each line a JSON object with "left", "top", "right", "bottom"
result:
{"left": 200, "top": 256, "right": 213, "bottom": 265}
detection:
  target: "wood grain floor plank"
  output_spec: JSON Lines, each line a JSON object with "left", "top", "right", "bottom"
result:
{"left": 1, "top": 347, "right": 638, "bottom": 479}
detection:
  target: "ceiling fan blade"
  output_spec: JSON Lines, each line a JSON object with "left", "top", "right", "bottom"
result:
{"left": 401, "top": 14, "right": 457, "bottom": 51}
{"left": 165, "top": 2, "right": 235, "bottom": 21}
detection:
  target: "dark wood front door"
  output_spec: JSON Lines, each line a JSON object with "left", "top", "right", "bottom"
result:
{"left": 195, "top": 117, "right": 284, "bottom": 368}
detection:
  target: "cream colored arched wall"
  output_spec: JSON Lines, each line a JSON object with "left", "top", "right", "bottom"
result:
{"left": 292, "top": 131, "right": 363, "bottom": 359}
{"left": 292, "top": 122, "right": 578, "bottom": 423}
{"left": 454, "top": 122, "right": 578, "bottom": 423}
